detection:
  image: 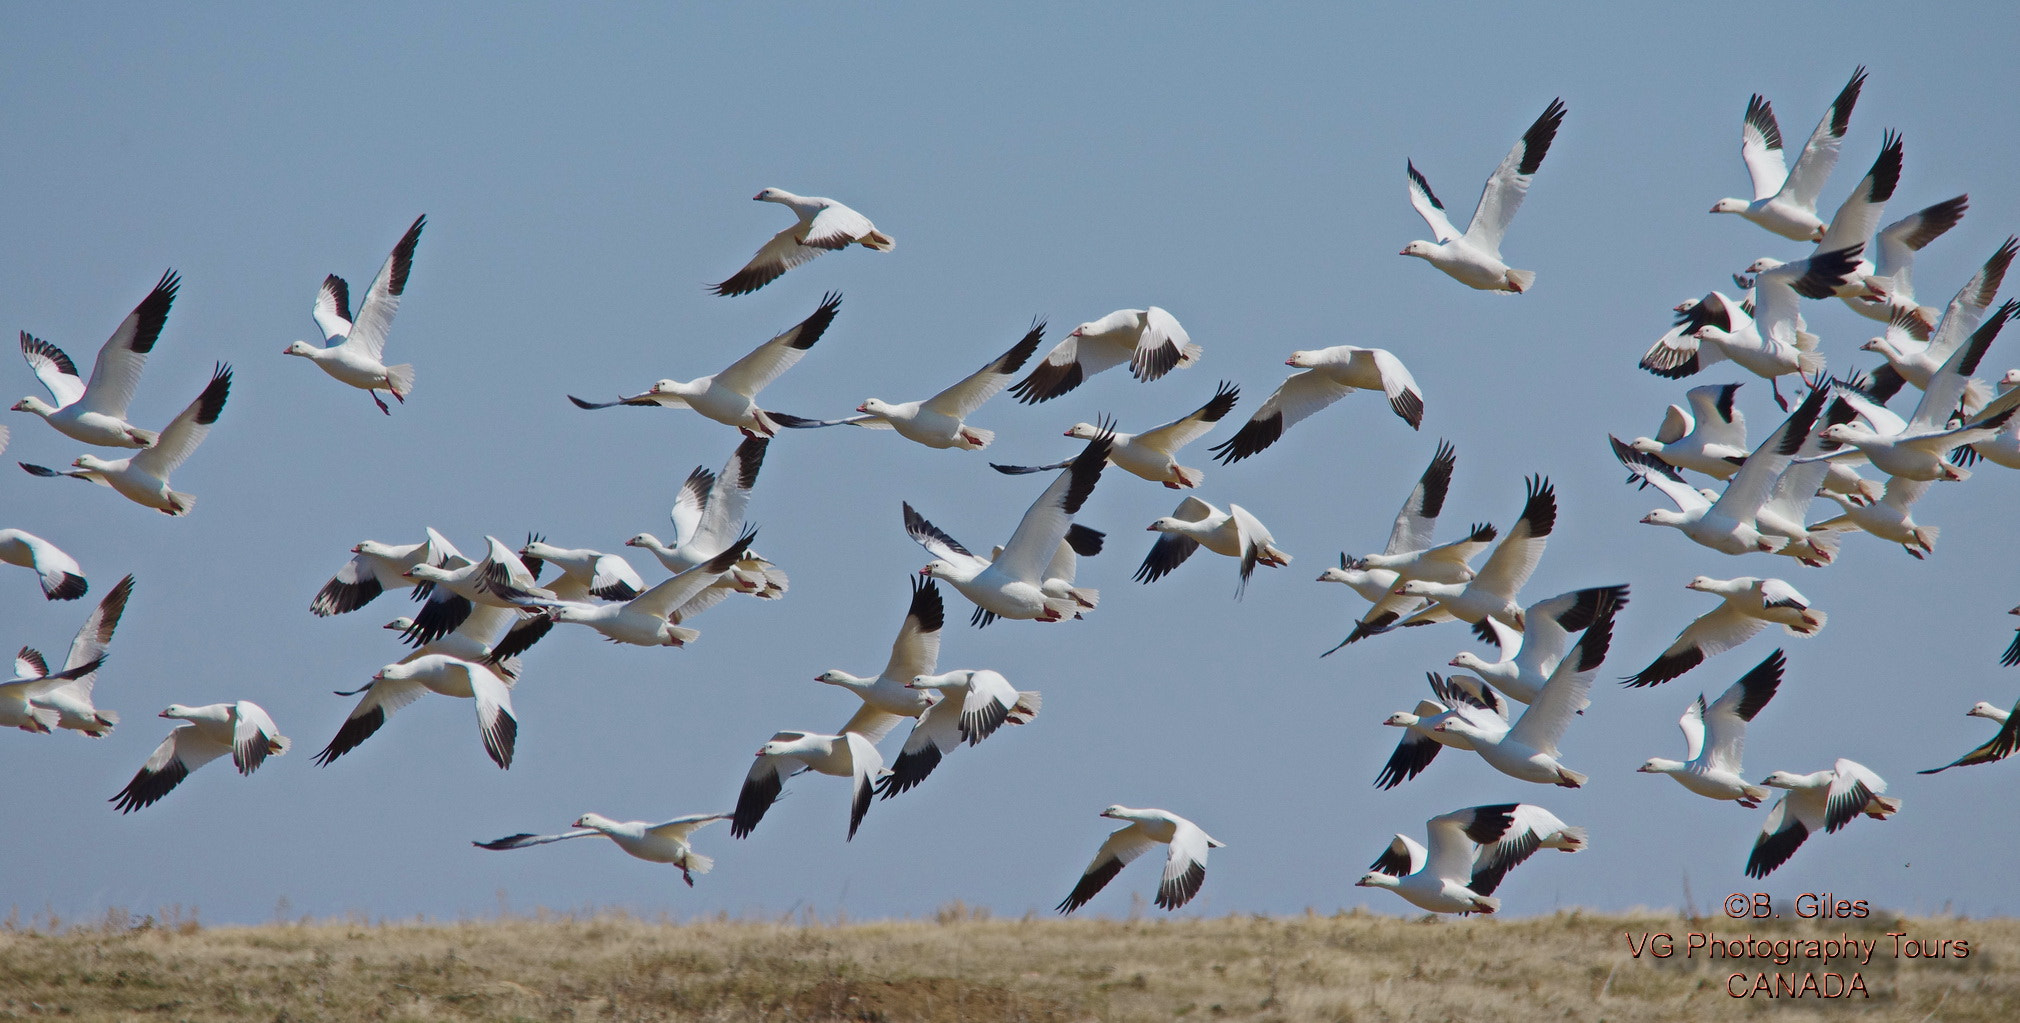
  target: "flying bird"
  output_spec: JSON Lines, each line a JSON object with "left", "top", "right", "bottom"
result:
{"left": 283, "top": 214, "right": 425, "bottom": 414}
{"left": 0, "top": 528, "right": 87, "bottom": 600}
{"left": 1208, "top": 346, "right": 1423, "bottom": 464}
{"left": 1747, "top": 758, "right": 1899, "bottom": 878}
{"left": 19, "top": 573, "right": 131, "bottom": 736}
{"left": 475, "top": 812, "right": 731, "bottom": 886}
{"left": 1624, "top": 576, "right": 1824, "bottom": 688}
{"left": 1400, "top": 98, "right": 1566, "bottom": 292}
{"left": 990, "top": 382, "right": 1239, "bottom": 489}
{"left": 782, "top": 321, "right": 1044, "bottom": 449}
{"left": 1357, "top": 803, "right": 1586, "bottom": 914}
{"left": 1057, "top": 806, "right": 1223, "bottom": 914}
{"left": 12, "top": 270, "right": 178, "bottom": 448}
{"left": 712, "top": 189, "right": 892, "bottom": 296}
{"left": 1710, "top": 68, "right": 1867, "bottom": 241}
{"left": 1008, "top": 307, "right": 1199, "bottom": 403}
{"left": 110, "top": 700, "right": 288, "bottom": 812}
{"left": 1135, "top": 496, "right": 1290, "bottom": 597}
{"left": 20, "top": 363, "right": 232, "bottom": 515}
{"left": 1638, "top": 650, "right": 1785, "bottom": 805}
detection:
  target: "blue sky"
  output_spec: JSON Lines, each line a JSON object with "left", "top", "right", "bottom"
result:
{"left": 3, "top": 4, "right": 2018, "bottom": 924}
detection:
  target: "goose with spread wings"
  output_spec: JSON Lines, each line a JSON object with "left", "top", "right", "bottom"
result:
{"left": 1008, "top": 307, "right": 1199, "bottom": 403}
{"left": 111, "top": 700, "right": 288, "bottom": 812}
{"left": 568, "top": 293, "right": 839, "bottom": 437}
{"left": 315, "top": 654, "right": 519, "bottom": 770}
{"left": 1357, "top": 803, "right": 1586, "bottom": 914}
{"left": 2, "top": 649, "right": 107, "bottom": 733}
{"left": 1400, "top": 98, "right": 1566, "bottom": 293}
{"left": 1208, "top": 346, "right": 1423, "bottom": 465}
{"left": 731, "top": 730, "right": 885, "bottom": 841}
{"left": 1377, "top": 672, "right": 1509, "bottom": 790}
{"left": 476, "top": 812, "right": 731, "bottom": 886}
{"left": 1747, "top": 758, "right": 1898, "bottom": 878}
{"left": 13, "top": 270, "right": 178, "bottom": 448}
{"left": 1639, "top": 650, "right": 1784, "bottom": 806}
{"left": 1842, "top": 195, "right": 1970, "bottom": 327}
{"left": 1710, "top": 68, "right": 1866, "bottom": 241}
{"left": 906, "top": 427, "right": 1112, "bottom": 624}
{"left": 880, "top": 668, "right": 1040, "bottom": 799}
{"left": 1448, "top": 584, "right": 1629, "bottom": 707}
{"left": 1319, "top": 442, "right": 1492, "bottom": 651}
{"left": 816, "top": 577, "right": 945, "bottom": 745}
{"left": 627, "top": 437, "right": 787, "bottom": 599}
{"left": 1136, "top": 496, "right": 1290, "bottom": 598}
{"left": 488, "top": 530, "right": 758, "bottom": 648}
{"left": 1623, "top": 576, "right": 1824, "bottom": 688}
{"left": 1919, "top": 699, "right": 2020, "bottom": 774}
{"left": 1384, "top": 476, "right": 1556, "bottom": 637}
{"left": 1740, "top": 130, "right": 1901, "bottom": 302}
{"left": 20, "top": 573, "right": 131, "bottom": 736}
{"left": 21, "top": 363, "right": 231, "bottom": 516}
{"left": 1057, "top": 806, "right": 1223, "bottom": 914}
{"left": 1434, "top": 607, "right": 1615, "bottom": 788}
{"left": 991, "top": 381, "right": 1238, "bottom": 489}
{"left": 782, "top": 321, "right": 1043, "bottom": 449}
{"left": 1859, "top": 238, "right": 2013, "bottom": 403}
{"left": 284, "top": 214, "right": 425, "bottom": 414}
{"left": 711, "top": 189, "right": 892, "bottom": 297}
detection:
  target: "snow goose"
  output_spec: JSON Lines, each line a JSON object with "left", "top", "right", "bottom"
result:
{"left": 1747, "top": 758, "right": 1898, "bottom": 878}
{"left": 491, "top": 530, "right": 757, "bottom": 648}
{"left": 1624, "top": 576, "right": 1824, "bottom": 687}
{"left": 400, "top": 535, "right": 553, "bottom": 645}
{"left": 627, "top": 436, "right": 787, "bottom": 598}
{"left": 1691, "top": 251, "right": 1858, "bottom": 410}
{"left": 712, "top": 189, "right": 892, "bottom": 296}
{"left": 1807, "top": 302, "right": 2020, "bottom": 481}
{"left": 23, "top": 574, "right": 131, "bottom": 736}
{"left": 567, "top": 293, "right": 840, "bottom": 437}
{"left": 1356, "top": 803, "right": 1585, "bottom": 914}
{"left": 1321, "top": 442, "right": 1491, "bottom": 649}
{"left": 1628, "top": 383, "right": 1748, "bottom": 480}
{"left": 1611, "top": 381, "right": 1832, "bottom": 557}
{"left": 518, "top": 536, "right": 645, "bottom": 602}
{"left": 1448, "top": 584, "right": 1630, "bottom": 706}
{"left": 20, "top": 363, "right": 230, "bottom": 515}
{"left": 1136, "top": 497, "right": 1289, "bottom": 597}
{"left": 314, "top": 654, "right": 517, "bottom": 769}
{"left": 1011, "top": 524, "right": 1105, "bottom": 621}
{"left": 731, "top": 730, "right": 885, "bottom": 841}
{"left": 1810, "top": 475, "right": 1938, "bottom": 558}
{"left": 906, "top": 427, "right": 1112, "bottom": 624}
{"left": 1641, "top": 289, "right": 1753, "bottom": 381}
{"left": 1057, "top": 806, "right": 1222, "bottom": 913}
{"left": 1377, "top": 673, "right": 1508, "bottom": 790}
{"left": 0, "top": 528, "right": 87, "bottom": 600}
{"left": 1008, "top": 307, "right": 1199, "bottom": 403}
{"left": 1858, "top": 237, "right": 2014, "bottom": 400}
{"left": 1638, "top": 650, "right": 1784, "bottom": 806}
{"left": 1710, "top": 68, "right": 1866, "bottom": 241}
{"left": 1919, "top": 699, "right": 2020, "bottom": 774}
{"left": 1842, "top": 195, "right": 1969, "bottom": 326}
{"left": 1209, "top": 347, "right": 1423, "bottom": 466}
{"left": 816, "top": 577, "right": 944, "bottom": 744}
{"left": 283, "top": 215, "right": 425, "bottom": 414}
{"left": 1741, "top": 131, "right": 1902, "bottom": 302}
{"left": 1746, "top": 390, "right": 1866, "bottom": 567}
{"left": 1435, "top": 607, "right": 1614, "bottom": 787}
{"left": 1385, "top": 476, "right": 1556, "bottom": 636}
{"left": 1400, "top": 98, "right": 1566, "bottom": 293}
{"left": 2, "top": 650, "right": 106, "bottom": 733}
{"left": 12, "top": 270, "right": 178, "bottom": 448}
{"left": 991, "top": 381, "right": 1239, "bottom": 489}
{"left": 1968, "top": 369, "right": 2020, "bottom": 470}
{"left": 110, "top": 700, "right": 287, "bottom": 811}
{"left": 476, "top": 812, "right": 731, "bottom": 885}
{"left": 880, "top": 668, "right": 1040, "bottom": 798}
{"left": 311, "top": 527, "right": 462, "bottom": 616}
{"left": 783, "top": 322, "right": 1043, "bottom": 450}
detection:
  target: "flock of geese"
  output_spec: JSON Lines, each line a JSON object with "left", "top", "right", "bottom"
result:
{"left": 7, "top": 66, "right": 2020, "bottom": 918}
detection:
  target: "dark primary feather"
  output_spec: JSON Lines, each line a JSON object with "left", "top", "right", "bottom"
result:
{"left": 1790, "top": 247, "right": 1862, "bottom": 300}
{"left": 1207, "top": 410, "right": 1281, "bottom": 465}
{"left": 47, "top": 572, "right": 89, "bottom": 601}
{"left": 1516, "top": 98, "right": 1567, "bottom": 176}
{"left": 1743, "top": 94, "right": 1784, "bottom": 153}
{"left": 568, "top": 394, "right": 660, "bottom": 410}
{"left": 1064, "top": 523, "right": 1104, "bottom": 558}
{"left": 1891, "top": 195, "right": 1969, "bottom": 251}
{"left": 312, "top": 571, "right": 381, "bottom": 617}
{"left": 313, "top": 705, "right": 387, "bottom": 766}
{"left": 321, "top": 274, "right": 353, "bottom": 323}
{"left": 190, "top": 363, "right": 232, "bottom": 426}
{"left": 1919, "top": 701, "right": 2020, "bottom": 774}
{"left": 1375, "top": 731, "right": 1441, "bottom": 790}
{"left": 878, "top": 742, "right": 942, "bottom": 799}
{"left": 2002, "top": 629, "right": 2020, "bottom": 668}
{"left": 1134, "top": 533, "right": 1199, "bottom": 584}
{"left": 110, "top": 758, "right": 188, "bottom": 813}
{"left": 1822, "top": 778, "right": 1876, "bottom": 834}
{"left": 20, "top": 331, "right": 79, "bottom": 379}
{"left": 907, "top": 575, "right": 945, "bottom": 634}
{"left": 784, "top": 292, "right": 843, "bottom": 350}
{"left": 1195, "top": 380, "right": 1240, "bottom": 422}
{"left": 1729, "top": 649, "right": 1786, "bottom": 722}
{"left": 847, "top": 771, "right": 873, "bottom": 841}
{"left": 126, "top": 269, "right": 181, "bottom": 356}
{"left": 480, "top": 706, "right": 517, "bottom": 770}
{"left": 1827, "top": 67, "right": 1867, "bottom": 140}
{"left": 1156, "top": 861, "right": 1207, "bottom": 910}
{"left": 1368, "top": 841, "right": 1415, "bottom": 877}
{"left": 1057, "top": 425, "right": 1115, "bottom": 515}
{"left": 1622, "top": 645, "right": 1702, "bottom": 688}
{"left": 731, "top": 765, "right": 783, "bottom": 838}
{"left": 1857, "top": 130, "right": 1903, "bottom": 205}
{"left": 1517, "top": 475, "right": 1557, "bottom": 539}
{"left": 1746, "top": 818, "right": 1807, "bottom": 879}
{"left": 1406, "top": 160, "right": 1444, "bottom": 211}
{"left": 1008, "top": 358, "right": 1083, "bottom": 404}
{"left": 988, "top": 459, "right": 1071, "bottom": 476}
{"left": 401, "top": 592, "right": 474, "bottom": 647}
{"left": 384, "top": 215, "right": 426, "bottom": 297}
{"left": 902, "top": 502, "right": 974, "bottom": 560}
{"left": 1415, "top": 440, "right": 1458, "bottom": 522}
{"left": 1056, "top": 857, "right": 1127, "bottom": 914}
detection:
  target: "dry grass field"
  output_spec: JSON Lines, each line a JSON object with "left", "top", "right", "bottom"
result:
{"left": 0, "top": 905, "right": 2013, "bottom": 1022}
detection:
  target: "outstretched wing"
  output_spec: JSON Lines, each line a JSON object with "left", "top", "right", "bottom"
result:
{"left": 1464, "top": 98, "right": 1566, "bottom": 255}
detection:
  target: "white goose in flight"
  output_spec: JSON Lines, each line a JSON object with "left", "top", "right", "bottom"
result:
{"left": 1638, "top": 650, "right": 1785, "bottom": 806}
{"left": 568, "top": 293, "right": 840, "bottom": 437}
{"left": 1710, "top": 68, "right": 1866, "bottom": 241}
{"left": 111, "top": 700, "right": 288, "bottom": 812}
{"left": 21, "top": 573, "right": 131, "bottom": 736}
{"left": 13, "top": 270, "right": 178, "bottom": 448}
{"left": 0, "top": 528, "right": 88, "bottom": 601}
{"left": 1136, "top": 497, "right": 1290, "bottom": 598}
{"left": 1624, "top": 576, "right": 1824, "bottom": 688}
{"left": 712, "top": 189, "right": 891, "bottom": 296}
{"left": 1435, "top": 607, "right": 1615, "bottom": 788}
{"left": 315, "top": 654, "right": 519, "bottom": 770}
{"left": 1747, "top": 758, "right": 1898, "bottom": 878}
{"left": 731, "top": 730, "right": 885, "bottom": 841}
{"left": 881, "top": 668, "right": 1041, "bottom": 798}
{"left": 990, "top": 382, "right": 1239, "bottom": 488}
{"left": 1209, "top": 346, "right": 1424, "bottom": 464}
{"left": 784, "top": 321, "right": 1043, "bottom": 450}
{"left": 283, "top": 214, "right": 425, "bottom": 414}
{"left": 1357, "top": 803, "right": 1585, "bottom": 914}
{"left": 1008, "top": 307, "right": 1199, "bottom": 403}
{"left": 1400, "top": 98, "right": 1566, "bottom": 292}
{"left": 817, "top": 577, "right": 945, "bottom": 744}
{"left": 475, "top": 812, "right": 731, "bottom": 886}
{"left": 1057, "top": 806, "right": 1222, "bottom": 913}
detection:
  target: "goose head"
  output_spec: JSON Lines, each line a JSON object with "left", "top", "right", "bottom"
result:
{"left": 1709, "top": 198, "right": 1751, "bottom": 215}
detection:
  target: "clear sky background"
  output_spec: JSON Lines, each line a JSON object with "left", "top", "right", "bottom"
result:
{"left": 3, "top": 4, "right": 2018, "bottom": 925}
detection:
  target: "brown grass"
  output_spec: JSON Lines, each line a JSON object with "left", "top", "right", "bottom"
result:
{"left": 0, "top": 905, "right": 2013, "bottom": 1021}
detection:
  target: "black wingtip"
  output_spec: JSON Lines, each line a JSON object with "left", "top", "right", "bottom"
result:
{"left": 1516, "top": 98, "right": 1567, "bottom": 176}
